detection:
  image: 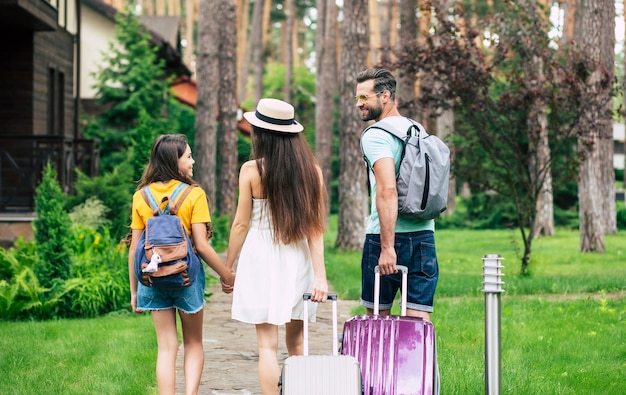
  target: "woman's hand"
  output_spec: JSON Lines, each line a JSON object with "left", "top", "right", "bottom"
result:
{"left": 309, "top": 277, "right": 328, "bottom": 302}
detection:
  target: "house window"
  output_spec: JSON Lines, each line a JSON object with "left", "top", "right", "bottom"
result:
{"left": 47, "top": 67, "right": 65, "bottom": 136}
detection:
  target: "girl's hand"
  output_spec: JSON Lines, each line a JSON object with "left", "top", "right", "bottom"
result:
{"left": 220, "top": 271, "right": 235, "bottom": 294}
{"left": 131, "top": 293, "right": 144, "bottom": 313}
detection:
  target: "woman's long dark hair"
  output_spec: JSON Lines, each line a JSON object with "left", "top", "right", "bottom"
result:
{"left": 137, "top": 134, "right": 196, "bottom": 189}
{"left": 252, "top": 126, "right": 326, "bottom": 244}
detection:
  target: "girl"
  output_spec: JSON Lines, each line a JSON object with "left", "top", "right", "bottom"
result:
{"left": 128, "top": 134, "right": 235, "bottom": 395}
{"left": 225, "top": 98, "right": 329, "bottom": 394}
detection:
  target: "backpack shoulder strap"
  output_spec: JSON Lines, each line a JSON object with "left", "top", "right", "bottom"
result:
{"left": 406, "top": 118, "right": 428, "bottom": 137}
{"left": 140, "top": 186, "right": 161, "bottom": 216}
{"left": 170, "top": 183, "right": 197, "bottom": 215}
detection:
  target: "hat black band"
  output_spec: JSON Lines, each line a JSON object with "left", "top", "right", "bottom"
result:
{"left": 255, "top": 111, "right": 297, "bottom": 126}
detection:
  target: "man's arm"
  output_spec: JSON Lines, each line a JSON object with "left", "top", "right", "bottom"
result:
{"left": 372, "top": 157, "right": 398, "bottom": 275}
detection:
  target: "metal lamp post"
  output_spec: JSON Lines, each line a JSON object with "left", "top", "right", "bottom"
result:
{"left": 482, "top": 254, "right": 505, "bottom": 395}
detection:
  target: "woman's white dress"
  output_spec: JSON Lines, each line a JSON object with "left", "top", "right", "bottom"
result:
{"left": 231, "top": 199, "right": 317, "bottom": 325}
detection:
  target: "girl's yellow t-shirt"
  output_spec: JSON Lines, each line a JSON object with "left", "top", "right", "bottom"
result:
{"left": 130, "top": 180, "right": 211, "bottom": 235}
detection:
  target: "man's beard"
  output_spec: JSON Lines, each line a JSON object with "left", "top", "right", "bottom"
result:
{"left": 362, "top": 103, "right": 382, "bottom": 122}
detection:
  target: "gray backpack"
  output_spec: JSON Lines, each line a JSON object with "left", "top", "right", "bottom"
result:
{"left": 362, "top": 117, "right": 450, "bottom": 221}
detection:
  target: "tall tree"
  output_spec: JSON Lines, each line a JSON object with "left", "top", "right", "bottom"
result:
{"left": 315, "top": 0, "right": 338, "bottom": 222}
{"left": 216, "top": 0, "right": 239, "bottom": 217}
{"left": 237, "top": 0, "right": 251, "bottom": 102}
{"left": 194, "top": 0, "right": 219, "bottom": 205}
{"left": 528, "top": 0, "right": 554, "bottom": 237}
{"left": 574, "top": 0, "right": 616, "bottom": 251}
{"left": 396, "top": 0, "right": 420, "bottom": 120}
{"left": 378, "top": 0, "right": 393, "bottom": 65}
{"left": 410, "top": 0, "right": 586, "bottom": 273}
{"left": 250, "top": 0, "right": 265, "bottom": 104}
{"left": 336, "top": 0, "right": 370, "bottom": 250}
{"left": 434, "top": 0, "right": 458, "bottom": 215}
{"left": 88, "top": 5, "right": 171, "bottom": 172}
{"left": 284, "top": 0, "right": 295, "bottom": 102}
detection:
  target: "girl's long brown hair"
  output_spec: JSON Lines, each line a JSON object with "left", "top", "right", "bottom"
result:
{"left": 137, "top": 134, "right": 196, "bottom": 189}
{"left": 252, "top": 126, "right": 327, "bottom": 244}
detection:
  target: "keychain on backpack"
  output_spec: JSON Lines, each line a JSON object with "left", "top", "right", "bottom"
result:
{"left": 142, "top": 250, "right": 161, "bottom": 273}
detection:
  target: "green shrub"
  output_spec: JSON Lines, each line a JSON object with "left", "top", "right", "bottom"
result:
{"left": 61, "top": 225, "right": 129, "bottom": 317}
{"left": 0, "top": 267, "right": 62, "bottom": 320}
{"left": 69, "top": 197, "right": 112, "bottom": 231}
{"left": 68, "top": 162, "right": 134, "bottom": 243}
{"left": 33, "top": 164, "right": 73, "bottom": 289}
{"left": 617, "top": 201, "right": 626, "bottom": 230}
{"left": 208, "top": 214, "right": 232, "bottom": 253}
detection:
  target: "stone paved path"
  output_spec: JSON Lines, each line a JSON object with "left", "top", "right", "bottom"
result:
{"left": 175, "top": 278, "right": 361, "bottom": 395}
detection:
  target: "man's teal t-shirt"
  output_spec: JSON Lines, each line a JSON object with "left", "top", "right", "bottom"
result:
{"left": 361, "top": 116, "right": 435, "bottom": 234}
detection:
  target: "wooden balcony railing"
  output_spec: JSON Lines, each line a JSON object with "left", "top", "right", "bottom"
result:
{"left": 0, "top": 136, "right": 99, "bottom": 212}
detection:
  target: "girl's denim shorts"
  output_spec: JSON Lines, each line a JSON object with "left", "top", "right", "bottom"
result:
{"left": 137, "top": 266, "right": 206, "bottom": 314}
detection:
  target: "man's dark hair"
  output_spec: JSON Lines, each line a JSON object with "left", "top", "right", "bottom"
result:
{"left": 356, "top": 68, "right": 396, "bottom": 100}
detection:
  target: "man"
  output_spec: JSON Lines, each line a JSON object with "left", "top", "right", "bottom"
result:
{"left": 356, "top": 68, "right": 439, "bottom": 321}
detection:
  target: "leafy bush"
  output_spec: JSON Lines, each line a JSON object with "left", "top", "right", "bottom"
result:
{"left": 208, "top": 214, "right": 232, "bottom": 253}
{"left": 1, "top": 173, "right": 131, "bottom": 320}
{"left": 61, "top": 226, "right": 129, "bottom": 318}
{"left": 68, "top": 162, "right": 134, "bottom": 243}
{"left": 437, "top": 192, "right": 517, "bottom": 230}
{"left": 69, "top": 197, "right": 111, "bottom": 231}
{"left": 0, "top": 267, "right": 61, "bottom": 320}
{"left": 617, "top": 201, "right": 626, "bottom": 230}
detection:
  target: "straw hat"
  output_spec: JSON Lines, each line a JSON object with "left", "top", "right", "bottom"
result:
{"left": 243, "top": 98, "right": 303, "bottom": 134}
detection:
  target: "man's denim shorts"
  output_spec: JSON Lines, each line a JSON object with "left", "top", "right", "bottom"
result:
{"left": 137, "top": 266, "right": 206, "bottom": 314}
{"left": 360, "top": 230, "right": 438, "bottom": 313}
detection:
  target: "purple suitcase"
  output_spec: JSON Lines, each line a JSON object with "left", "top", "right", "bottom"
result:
{"left": 342, "top": 265, "right": 439, "bottom": 395}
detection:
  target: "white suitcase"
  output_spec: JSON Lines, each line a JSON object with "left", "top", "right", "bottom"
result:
{"left": 279, "top": 293, "right": 362, "bottom": 395}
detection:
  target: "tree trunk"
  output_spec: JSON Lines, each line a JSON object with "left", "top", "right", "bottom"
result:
{"left": 237, "top": 0, "right": 250, "bottom": 102}
{"left": 315, "top": 0, "right": 338, "bottom": 223}
{"left": 397, "top": 0, "right": 419, "bottom": 120}
{"left": 284, "top": 0, "right": 295, "bottom": 102}
{"left": 437, "top": 107, "right": 456, "bottom": 215}
{"left": 216, "top": 0, "right": 238, "bottom": 217}
{"left": 336, "top": 0, "right": 370, "bottom": 250}
{"left": 378, "top": 0, "right": 393, "bottom": 66}
{"left": 433, "top": 0, "right": 457, "bottom": 215}
{"left": 527, "top": 54, "right": 555, "bottom": 238}
{"left": 596, "top": 0, "right": 616, "bottom": 234}
{"left": 559, "top": 0, "right": 576, "bottom": 48}
{"left": 194, "top": 0, "right": 219, "bottom": 207}
{"left": 574, "top": 0, "right": 615, "bottom": 251}
{"left": 367, "top": 0, "right": 380, "bottom": 67}
{"left": 249, "top": 0, "right": 265, "bottom": 104}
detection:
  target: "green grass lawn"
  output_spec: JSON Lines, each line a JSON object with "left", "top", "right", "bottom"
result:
{"left": 1, "top": 227, "right": 625, "bottom": 394}
{"left": 0, "top": 312, "right": 157, "bottom": 394}
{"left": 325, "top": 227, "right": 626, "bottom": 394}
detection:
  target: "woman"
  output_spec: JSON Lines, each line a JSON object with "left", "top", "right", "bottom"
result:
{"left": 225, "top": 98, "right": 329, "bottom": 394}
{"left": 128, "top": 134, "right": 235, "bottom": 395}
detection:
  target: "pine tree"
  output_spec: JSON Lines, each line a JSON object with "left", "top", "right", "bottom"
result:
{"left": 33, "top": 163, "right": 73, "bottom": 289}
{"left": 86, "top": 3, "right": 172, "bottom": 172}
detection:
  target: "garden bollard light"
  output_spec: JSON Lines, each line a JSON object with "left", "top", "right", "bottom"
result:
{"left": 483, "top": 254, "right": 505, "bottom": 395}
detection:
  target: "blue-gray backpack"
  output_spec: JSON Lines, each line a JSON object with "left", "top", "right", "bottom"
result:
{"left": 134, "top": 182, "right": 202, "bottom": 289}
{"left": 362, "top": 117, "right": 450, "bottom": 221}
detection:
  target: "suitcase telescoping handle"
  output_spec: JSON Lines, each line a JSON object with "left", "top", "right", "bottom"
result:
{"left": 374, "top": 265, "right": 409, "bottom": 316}
{"left": 302, "top": 293, "right": 338, "bottom": 356}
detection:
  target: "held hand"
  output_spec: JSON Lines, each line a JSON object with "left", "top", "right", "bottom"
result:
{"left": 220, "top": 271, "right": 235, "bottom": 294}
{"left": 309, "top": 277, "right": 328, "bottom": 302}
{"left": 377, "top": 248, "right": 398, "bottom": 276}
